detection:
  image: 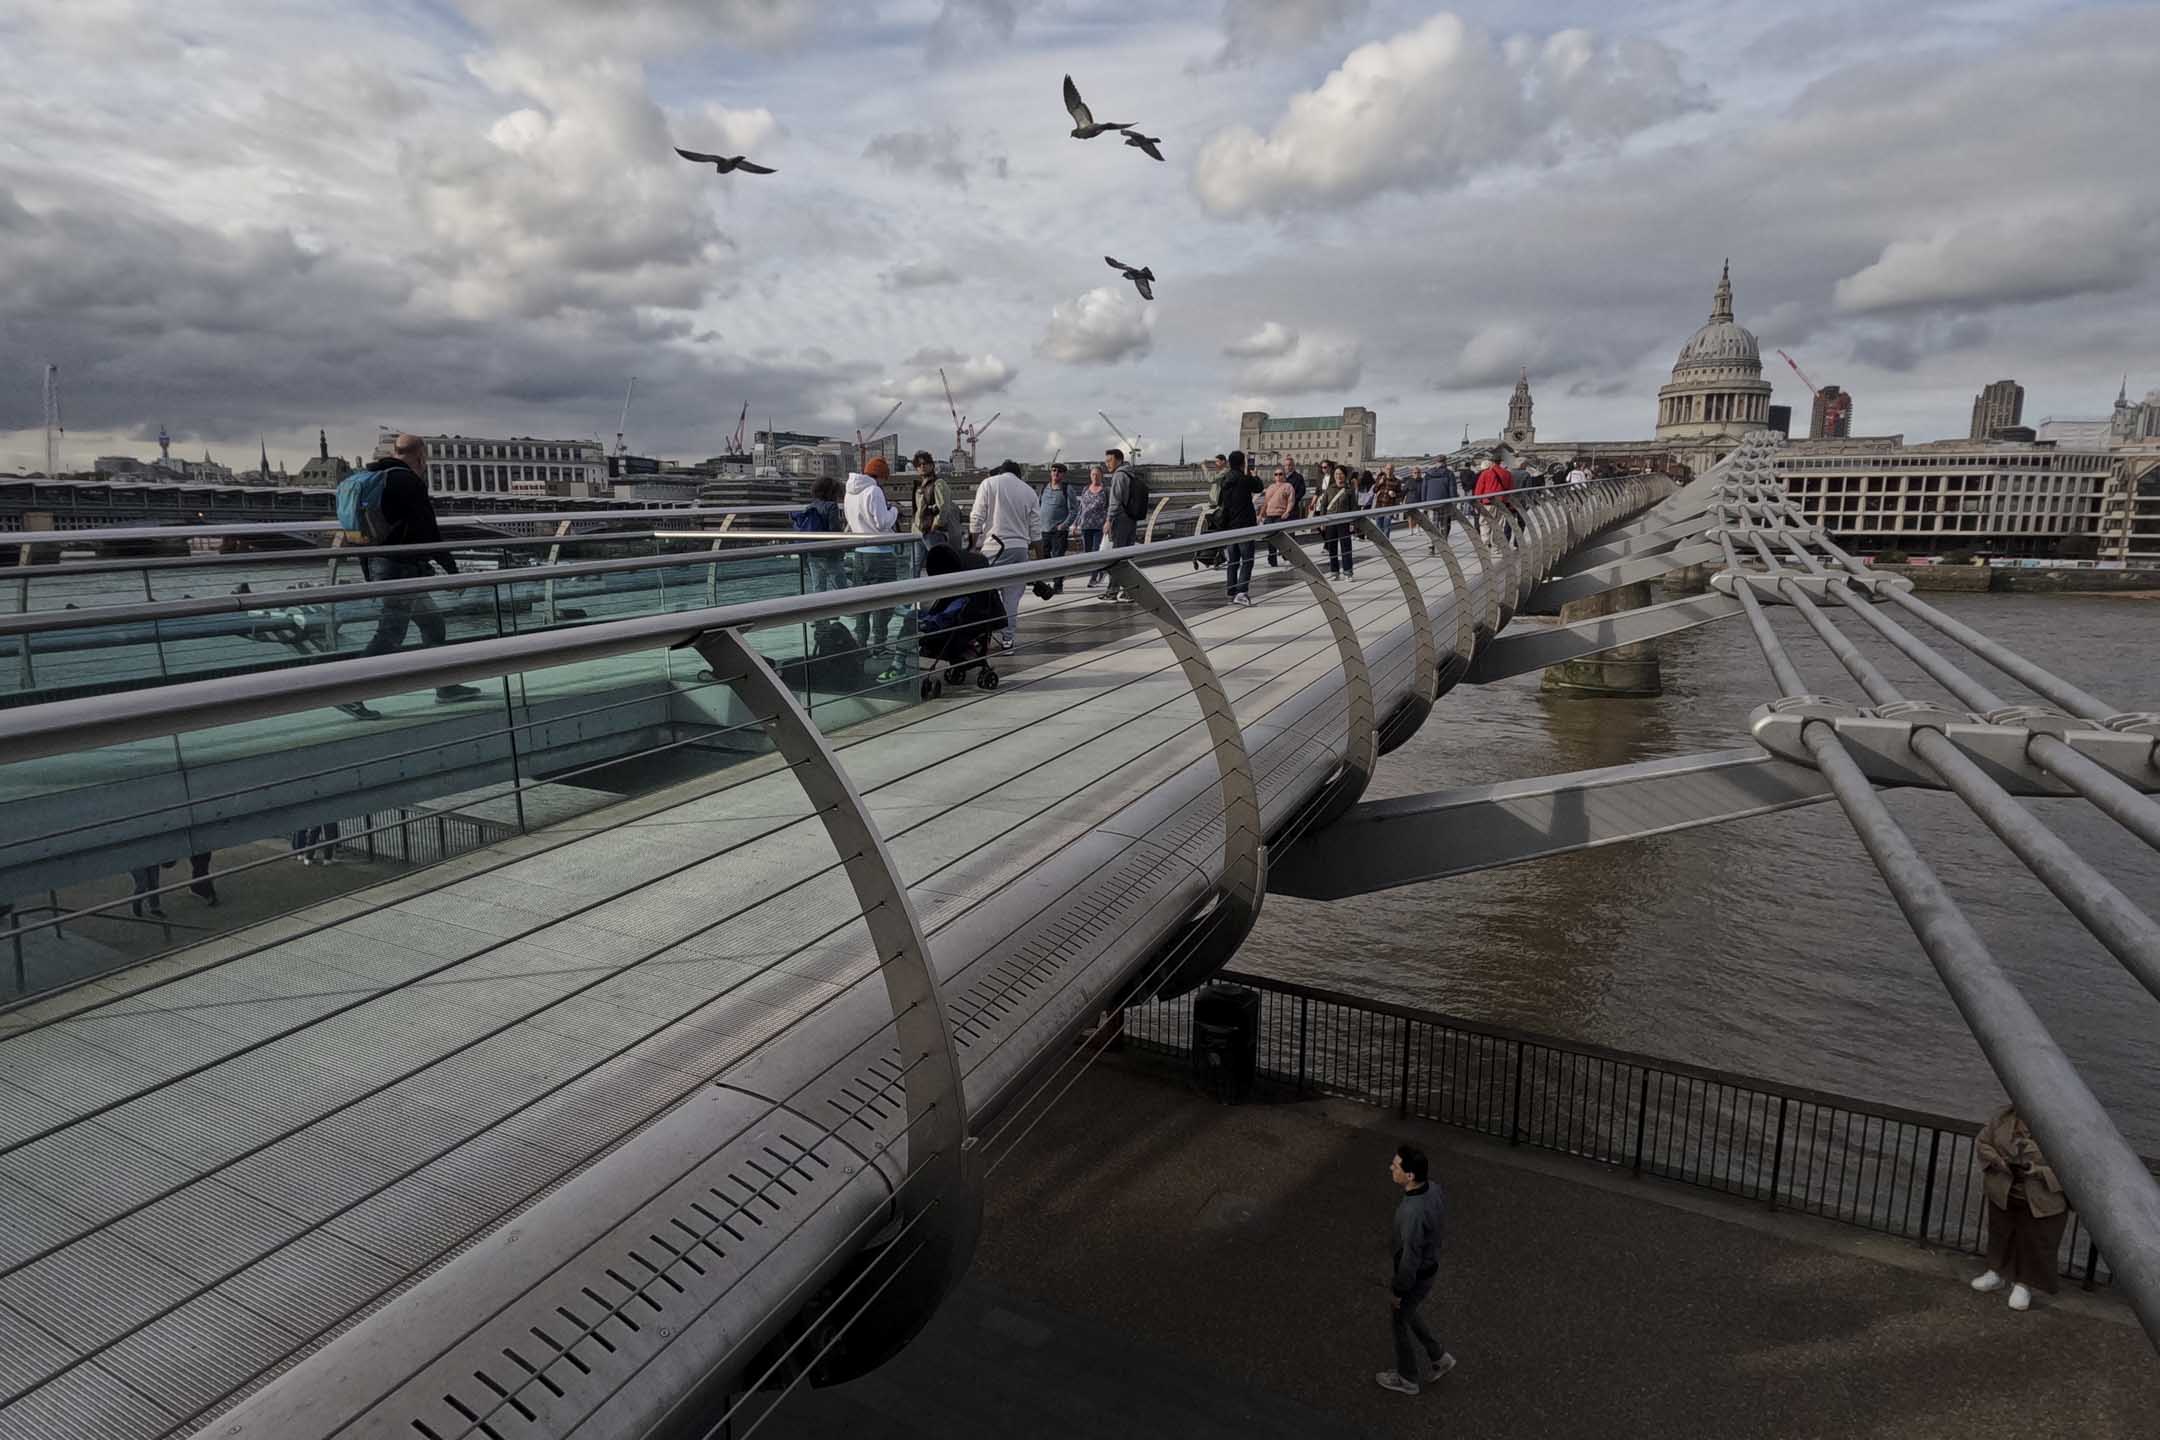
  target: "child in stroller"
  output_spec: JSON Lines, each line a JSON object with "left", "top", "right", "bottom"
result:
{"left": 915, "top": 541, "right": 1003, "bottom": 698}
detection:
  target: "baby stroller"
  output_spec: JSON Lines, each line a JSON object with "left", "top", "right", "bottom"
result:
{"left": 916, "top": 541, "right": 1003, "bottom": 698}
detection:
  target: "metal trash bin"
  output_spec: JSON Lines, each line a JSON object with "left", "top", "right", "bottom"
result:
{"left": 1192, "top": 983, "right": 1260, "bottom": 1102}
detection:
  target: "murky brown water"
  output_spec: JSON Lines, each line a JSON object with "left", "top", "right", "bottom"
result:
{"left": 1243, "top": 590, "right": 2160, "bottom": 1149}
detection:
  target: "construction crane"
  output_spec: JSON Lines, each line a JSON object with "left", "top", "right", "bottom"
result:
{"left": 1097, "top": 410, "right": 1144, "bottom": 464}
{"left": 856, "top": 399, "right": 903, "bottom": 469}
{"left": 1777, "top": 349, "right": 1850, "bottom": 434}
{"left": 614, "top": 376, "right": 638, "bottom": 460}
{"left": 42, "top": 363, "right": 63, "bottom": 478}
{"left": 939, "top": 369, "right": 1000, "bottom": 470}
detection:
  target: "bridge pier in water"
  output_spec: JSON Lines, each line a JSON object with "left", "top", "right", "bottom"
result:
{"left": 1541, "top": 579, "right": 1663, "bottom": 697}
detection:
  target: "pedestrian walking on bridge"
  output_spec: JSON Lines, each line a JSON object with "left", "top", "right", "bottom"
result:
{"left": 1376, "top": 1142, "right": 1455, "bottom": 1396}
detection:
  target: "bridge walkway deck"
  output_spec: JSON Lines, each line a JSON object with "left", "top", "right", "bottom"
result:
{"left": 0, "top": 524, "right": 1485, "bottom": 1437}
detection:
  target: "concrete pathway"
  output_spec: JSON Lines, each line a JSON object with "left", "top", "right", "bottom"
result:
{"left": 781, "top": 1057, "right": 2160, "bottom": 1439}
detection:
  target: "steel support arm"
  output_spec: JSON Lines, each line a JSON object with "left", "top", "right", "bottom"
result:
{"left": 1461, "top": 591, "right": 1743, "bottom": 684}
{"left": 1268, "top": 747, "right": 1835, "bottom": 899}
{"left": 1526, "top": 540, "right": 1725, "bottom": 613}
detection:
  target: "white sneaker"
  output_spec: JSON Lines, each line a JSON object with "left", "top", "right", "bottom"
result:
{"left": 1427, "top": 1352, "right": 1456, "bottom": 1383}
{"left": 1374, "top": 1371, "right": 1419, "bottom": 1396}
{"left": 1970, "top": 1270, "right": 2003, "bottom": 1293}
{"left": 1230, "top": 593, "right": 1253, "bottom": 607}
{"left": 2008, "top": 1283, "right": 2032, "bottom": 1311}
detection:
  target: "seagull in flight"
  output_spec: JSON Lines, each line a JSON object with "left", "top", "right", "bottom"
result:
{"left": 1063, "top": 75, "right": 1130, "bottom": 140}
{"left": 1105, "top": 256, "right": 1154, "bottom": 301}
{"left": 673, "top": 147, "right": 776, "bottom": 175}
{"left": 1122, "top": 131, "right": 1165, "bottom": 162}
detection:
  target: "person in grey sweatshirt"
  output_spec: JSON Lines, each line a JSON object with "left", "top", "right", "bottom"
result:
{"left": 1377, "top": 1143, "right": 1455, "bottom": 1396}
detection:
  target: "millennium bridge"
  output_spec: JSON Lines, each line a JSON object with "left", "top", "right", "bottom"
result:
{"left": 0, "top": 438, "right": 2153, "bottom": 1438}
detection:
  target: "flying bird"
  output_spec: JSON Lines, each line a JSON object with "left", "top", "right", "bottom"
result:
{"left": 1063, "top": 75, "right": 1130, "bottom": 140}
{"left": 673, "top": 147, "right": 776, "bottom": 175}
{"left": 1105, "top": 255, "right": 1154, "bottom": 301}
{"left": 1122, "top": 131, "right": 1165, "bottom": 162}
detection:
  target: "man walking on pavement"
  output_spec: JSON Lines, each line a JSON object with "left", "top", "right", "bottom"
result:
{"left": 1420, "top": 460, "right": 1460, "bottom": 555}
{"left": 1216, "top": 450, "right": 1262, "bottom": 605}
{"left": 969, "top": 459, "right": 1041, "bottom": 653}
{"left": 1473, "top": 450, "right": 1515, "bottom": 544}
{"left": 1377, "top": 1142, "right": 1454, "bottom": 1396}
{"left": 1097, "top": 448, "right": 1143, "bottom": 603}
{"left": 359, "top": 433, "right": 481, "bottom": 709}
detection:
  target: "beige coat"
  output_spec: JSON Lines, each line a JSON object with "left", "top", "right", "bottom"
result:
{"left": 1977, "top": 1106, "right": 2067, "bottom": 1217}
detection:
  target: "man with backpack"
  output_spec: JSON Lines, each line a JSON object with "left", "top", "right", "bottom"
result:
{"left": 343, "top": 433, "right": 480, "bottom": 707}
{"left": 1096, "top": 447, "right": 1147, "bottom": 603}
{"left": 791, "top": 475, "right": 848, "bottom": 593}
{"left": 1420, "top": 461, "right": 1460, "bottom": 555}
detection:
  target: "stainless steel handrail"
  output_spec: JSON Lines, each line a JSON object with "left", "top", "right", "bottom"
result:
{"left": 0, "top": 481, "right": 1645, "bottom": 764}
{"left": 3, "top": 504, "right": 793, "bottom": 553}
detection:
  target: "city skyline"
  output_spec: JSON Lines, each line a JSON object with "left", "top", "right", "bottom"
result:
{"left": 3, "top": 1, "right": 2157, "bottom": 473}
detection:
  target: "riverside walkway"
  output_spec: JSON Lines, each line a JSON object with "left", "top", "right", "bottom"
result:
{"left": 784, "top": 1057, "right": 2160, "bottom": 1440}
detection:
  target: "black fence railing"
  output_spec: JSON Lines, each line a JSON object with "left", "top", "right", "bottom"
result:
{"left": 1125, "top": 971, "right": 2128, "bottom": 1287}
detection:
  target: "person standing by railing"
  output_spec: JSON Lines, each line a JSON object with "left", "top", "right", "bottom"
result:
{"left": 1971, "top": 1104, "right": 2070, "bottom": 1312}
{"left": 1419, "top": 461, "right": 1460, "bottom": 555}
{"left": 357, "top": 434, "right": 483, "bottom": 706}
{"left": 1377, "top": 1142, "right": 1455, "bottom": 1396}
{"left": 1373, "top": 466, "right": 1403, "bottom": 535}
{"left": 1317, "top": 463, "right": 1358, "bottom": 578}
{"left": 844, "top": 457, "right": 906, "bottom": 682}
{"left": 1216, "top": 450, "right": 1261, "bottom": 606}
{"left": 1097, "top": 448, "right": 1143, "bottom": 604}
{"left": 1076, "top": 467, "right": 1110, "bottom": 589}
{"left": 1260, "top": 466, "right": 1297, "bottom": 567}
{"left": 1473, "top": 450, "right": 1515, "bottom": 545}
{"left": 795, "top": 475, "right": 848, "bottom": 594}
{"left": 1038, "top": 463, "right": 1076, "bottom": 594}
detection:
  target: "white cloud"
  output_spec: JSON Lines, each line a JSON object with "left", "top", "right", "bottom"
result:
{"left": 1444, "top": 321, "right": 1553, "bottom": 390}
{"left": 1038, "top": 287, "right": 1154, "bottom": 365}
{"left": 685, "top": 102, "right": 781, "bottom": 158}
{"left": 882, "top": 259, "right": 962, "bottom": 290}
{"left": 1833, "top": 208, "right": 2155, "bottom": 314}
{"left": 883, "top": 353, "right": 1015, "bottom": 404}
{"left": 1201, "top": 0, "right": 1368, "bottom": 69}
{"left": 862, "top": 126, "right": 1004, "bottom": 187}
{"left": 450, "top": 0, "right": 834, "bottom": 56}
{"left": 1192, "top": 14, "right": 1703, "bottom": 217}
{"left": 1240, "top": 339, "right": 1361, "bottom": 393}
{"left": 1223, "top": 321, "right": 1297, "bottom": 358}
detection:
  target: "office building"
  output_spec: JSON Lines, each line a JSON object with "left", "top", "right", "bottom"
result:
{"left": 1237, "top": 408, "right": 1377, "bottom": 469}
{"left": 375, "top": 430, "right": 607, "bottom": 496}
{"left": 1969, "top": 380, "right": 2025, "bottom": 440}
{"left": 1776, "top": 437, "right": 2112, "bottom": 556}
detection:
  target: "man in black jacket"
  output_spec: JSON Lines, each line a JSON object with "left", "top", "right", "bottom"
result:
{"left": 361, "top": 434, "right": 481, "bottom": 704}
{"left": 1378, "top": 1142, "right": 1455, "bottom": 1395}
{"left": 1217, "top": 450, "right": 1262, "bottom": 605}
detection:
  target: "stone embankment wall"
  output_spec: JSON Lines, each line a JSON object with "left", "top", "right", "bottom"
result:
{"left": 1869, "top": 564, "right": 2160, "bottom": 594}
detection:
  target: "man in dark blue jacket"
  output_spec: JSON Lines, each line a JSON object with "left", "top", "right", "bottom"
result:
{"left": 1419, "top": 463, "right": 1460, "bottom": 554}
{"left": 1377, "top": 1142, "right": 1455, "bottom": 1395}
{"left": 361, "top": 433, "right": 482, "bottom": 705}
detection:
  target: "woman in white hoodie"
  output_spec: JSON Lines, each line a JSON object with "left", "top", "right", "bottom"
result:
{"left": 844, "top": 457, "right": 906, "bottom": 679}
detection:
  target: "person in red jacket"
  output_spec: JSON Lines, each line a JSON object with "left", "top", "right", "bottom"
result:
{"left": 1472, "top": 451, "right": 1515, "bottom": 543}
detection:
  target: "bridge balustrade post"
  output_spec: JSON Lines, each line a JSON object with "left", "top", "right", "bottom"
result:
{"left": 1767, "top": 1096, "right": 1788, "bottom": 1211}
{"left": 1508, "top": 1042, "right": 1526, "bottom": 1145}
{"left": 1268, "top": 531, "right": 1379, "bottom": 826}
{"left": 1352, "top": 516, "right": 1437, "bottom": 754}
{"left": 684, "top": 626, "right": 980, "bottom": 1378}
{"left": 1631, "top": 1068, "right": 1650, "bottom": 1175}
{"left": 1916, "top": 1128, "right": 1942, "bottom": 1242}
{"left": 1103, "top": 561, "right": 1266, "bottom": 998}
{"left": 1295, "top": 995, "right": 1311, "bottom": 1096}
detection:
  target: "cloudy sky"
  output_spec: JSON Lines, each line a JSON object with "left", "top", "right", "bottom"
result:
{"left": 2, "top": 0, "right": 2156, "bottom": 474}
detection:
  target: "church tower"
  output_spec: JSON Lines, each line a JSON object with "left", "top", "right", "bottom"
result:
{"left": 1505, "top": 369, "right": 1535, "bottom": 447}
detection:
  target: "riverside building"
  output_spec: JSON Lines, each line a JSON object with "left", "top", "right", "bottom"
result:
{"left": 374, "top": 430, "right": 607, "bottom": 496}
{"left": 1774, "top": 438, "right": 2114, "bottom": 557}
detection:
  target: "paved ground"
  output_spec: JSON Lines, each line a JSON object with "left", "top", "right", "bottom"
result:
{"left": 777, "top": 1056, "right": 2160, "bottom": 1439}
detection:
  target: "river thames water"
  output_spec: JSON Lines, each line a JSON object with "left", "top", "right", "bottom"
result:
{"left": 1239, "top": 589, "right": 2160, "bottom": 1151}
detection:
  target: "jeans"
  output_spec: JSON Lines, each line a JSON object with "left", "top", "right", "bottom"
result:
{"left": 806, "top": 553, "right": 847, "bottom": 594}
{"left": 291, "top": 821, "right": 341, "bottom": 856}
{"left": 1325, "top": 528, "right": 1354, "bottom": 576}
{"left": 986, "top": 541, "right": 1029, "bottom": 646}
{"left": 1223, "top": 540, "right": 1255, "bottom": 598}
{"left": 850, "top": 550, "right": 900, "bottom": 655}
{"left": 1391, "top": 1275, "right": 1443, "bottom": 1382}
{"left": 362, "top": 557, "right": 459, "bottom": 695}
{"left": 1081, "top": 526, "right": 1104, "bottom": 584}
{"left": 1043, "top": 528, "right": 1070, "bottom": 591}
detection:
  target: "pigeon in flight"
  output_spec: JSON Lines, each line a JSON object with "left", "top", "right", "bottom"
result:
{"left": 1105, "top": 256, "right": 1154, "bottom": 301}
{"left": 1122, "top": 131, "right": 1165, "bottom": 162}
{"left": 674, "top": 147, "right": 777, "bottom": 175}
{"left": 1063, "top": 75, "right": 1130, "bottom": 140}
